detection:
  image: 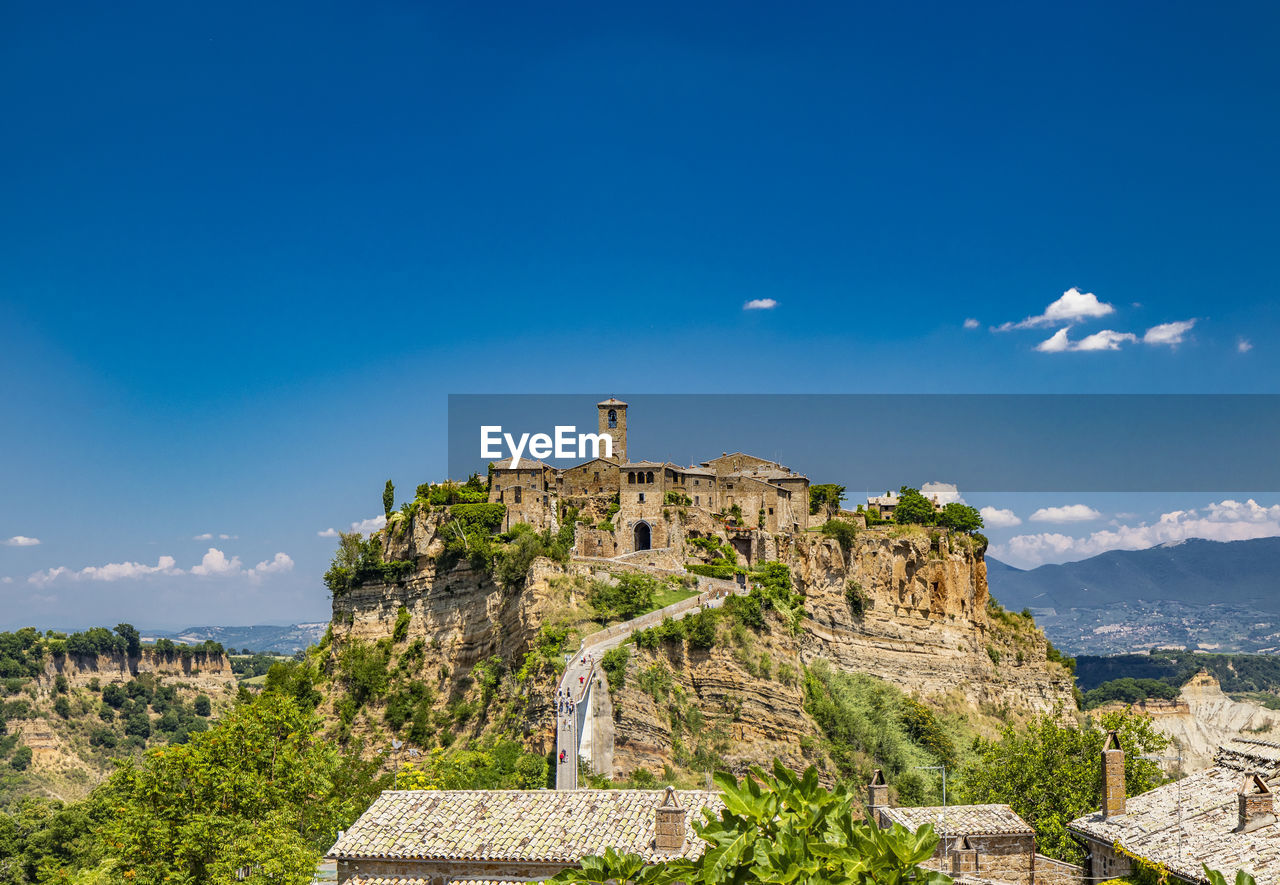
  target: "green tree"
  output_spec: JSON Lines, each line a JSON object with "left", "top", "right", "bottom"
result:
{"left": 935, "top": 503, "right": 983, "bottom": 533}
{"left": 114, "top": 623, "right": 143, "bottom": 658}
{"left": 957, "top": 710, "right": 1167, "bottom": 862}
{"left": 383, "top": 479, "right": 395, "bottom": 518}
{"left": 809, "top": 484, "right": 847, "bottom": 516}
{"left": 95, "top": 691, "right": 387, "bottom": 885}
{"left": 193, "top": 694, "right": 212, "bottom": 717}
{"left": 891, "top": 487, "right": 936, "bottom": 526}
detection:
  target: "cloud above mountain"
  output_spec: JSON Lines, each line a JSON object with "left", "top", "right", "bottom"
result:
{"left": 28, "top": 548, "right": 293, "bottom": 586}
{"left": 992, "top": 498, "right": 1280, "bottom": 567}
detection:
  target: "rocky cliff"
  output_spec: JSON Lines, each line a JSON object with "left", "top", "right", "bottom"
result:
{"left": 326, "top": 513, "right": 1076, "bottom": 782}
{"left": 1098, "top": 670, "right": 1280, "bottom": 771}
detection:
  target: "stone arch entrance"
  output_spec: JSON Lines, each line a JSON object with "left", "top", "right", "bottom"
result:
{"left": 633, "top": 521, "right": 651, "bottom": 552}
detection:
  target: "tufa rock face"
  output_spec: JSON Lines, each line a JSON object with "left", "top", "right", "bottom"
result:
{"left": 330, "top": 519, "right": 1077, "bottom": 776}
{"left": 791, "top": 529, "right": 1075, "bottom": 714}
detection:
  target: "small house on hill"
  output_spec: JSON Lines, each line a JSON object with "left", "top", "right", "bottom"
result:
{"left": 1068, "top": 736, "right": 1280, "bottom": 882}
{"left": 326, "top": 787, "right": 723, "bottom": 885}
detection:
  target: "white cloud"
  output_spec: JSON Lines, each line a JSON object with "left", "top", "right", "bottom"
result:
{"left": 1035, "top": 327, "right": 1137, "bottom": 352}
{"left": 995, "top": 288, "right": 1115, "bottom": 331}
{"left": 964, "top": 318, "right": 980, "bottom": 329}
{"left": 4, "top": 536, "right": 41, "bottom": 547}
{"left": 28, "top": 547, "right": 294, "bottom": 585}
{"left": 190, "top": 548, "right": 242, "bottom": 577}
{"left": 1143, "top": 319, "right": 1196, "bottom": 346}
{"left": 992, "top": 498, "right": 1280, "bottom": 567}
{"left": 253, "top": 553, "right": 294, "bottom": 575}
{"left": 30, "top": 555, "right": 182, "bottom": 586}
{"left": 219, "top": 533, "right": 237, "bottom": 540}
{"left": 1074, "top": 329, "right": 1138, "bottom": 351}
{"left": 193, "top": 533, "right": 213, "bottom": 541}
{"left": 743, "top": 298, "right": 777, "bottom": 311}
{"left": 1, "top": 577, "right": 12, "bottom": 584}
{"left": 921, "top": 482, "right": 964, "bottom": 505}
{"left": 350, "top": 515, "right": 388, "bottom": 534}
{"left": 1239, "top": 338, "right": 1254, "bottom": 353}
{"left": 1029, "top": 504, "right": 1103, "bottom": 523}
{"left": 980, "top": 507, "right": 1022, "bottom": 528}
{"left": 317, "top": 528, "right": 339, "bottom": 538}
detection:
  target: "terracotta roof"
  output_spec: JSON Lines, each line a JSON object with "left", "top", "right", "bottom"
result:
{"left": 597, "top": 398, "right": 628, "bottom": 406}
{"left": 1068, "top": 739, "right": 1280, "bottom": 881}
{"left": 879, "top": 804, "right": 1033, "bottom": 837}
{"left": 328, "top": 789, "right": 724, "bottom": 865}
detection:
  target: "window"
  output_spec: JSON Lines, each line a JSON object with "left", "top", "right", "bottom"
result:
{"left": 608, "top": 409, "right": 617, "bottom": 428}
{"left": 694, "top": 479, "right": 699, "bottom": 486}
{"left": 594, "top": 472, "right": 600, "bottom": 482}
{"left": 646, "top": 471, "right": 654, "bottom": 483}
{"left": 628, "top": 472, "right": 635, "bottom": 484}
{"left": 768, "top": 507, "right": 774, "bottom": 514}
{"left": 638, "top": 493, "right": 645, "bottom": 503}
{"left": 514, "top": 487, "right": 522, "bottom": 503}
{"left": 695, "top": 496, "right": 700, "bottom": 506}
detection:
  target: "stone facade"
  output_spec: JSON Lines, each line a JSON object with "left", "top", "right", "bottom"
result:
{"left": 486, "top": 401, "right": 812, "bottom": 558}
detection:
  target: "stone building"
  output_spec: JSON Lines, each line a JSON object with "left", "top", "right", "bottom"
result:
{"left": 1068, "top": 736, "right": 1280, "bottom": 882}
{"left": 326, "top": 787, "right": 722, "bottom": 885}
{"left": 485, "top": 399, "right": 813, "bottom": 559}
{"left": 867, "top": 770, "right": 1080, "bottom": 884}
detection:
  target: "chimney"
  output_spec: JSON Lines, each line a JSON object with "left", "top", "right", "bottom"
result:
{"left": 1238, "top": 774, "right": 1276, "bottom": 833}
{"left": 1102, "top": 730, "right": 1126, "bottom": 817}
{"left": 654, "top": 786, "right": 686, "bottom": 852}
{"left": 951, "top": 836, "right": 978, "bottom": 874}
{"left": 867, "top": 769, "right": 889, "bottom": 826}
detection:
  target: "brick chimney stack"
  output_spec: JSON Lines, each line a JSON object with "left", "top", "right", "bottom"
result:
{"left": 1238, "top": 774, "right": 1276, "bottom": 834}
{"left": 1102, "top": 730, "right": 1126, "bottom": 818}
{"left": 867, "top": 769, "right": 889, "bottom": 826}
{"left": 951, "top": 837, "right": 978, "bottom": 874}
{"left": 654, "top": 786, "right": 686, "bottom": 852}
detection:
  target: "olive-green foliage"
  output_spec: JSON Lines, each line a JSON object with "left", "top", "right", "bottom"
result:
{"left": 936, "top": 502, "right": 983, "bottom": 533}
{"left": 337, "top": 640, "right": 391, "bottom": 706}
{"left": 323, "top": 532, "right": 415, "bottom": 597}
{"left": 550, "top": 761, "right": 948, "bottom": 885}
{"left": 397, "top": 738, "right": 548, "bottom": 791}
{"left": 1082, "top": 677, "right": 1181, "bottom": 710}
{"left": 1075, "top": 647, "right": 1280, "bottom": 695}
{"left": 493, "top": 521, "right": 574, "bottom": 590}
{"left": 891, "top": 487, "right": 937, "bottom": 526}
{"left": 0, "top": 796, "right": 104, "bottom": 883}
{"left": 958, "top": 709, "right": 1168, "bottom": 862}
{"left": 726, "top": 562, "right": 804, "bottom": 633}
{"left": 600, "top": 647, "right": 630, "bottom": 691}
{"left": 383, "top": 479, "right": 395, "bottom": 518}
{"left": 384, "top": 681, "right": 434, "bottom": 734}
{"left": 845, "top": 581, "right": 866, "bottom": 617}
{"left": 664, "top": 491, "right": 692, "bottom": 506}
{"left": 820, "top": 519, "right": 857, "bottom": 554}
{"left": 808, "top": 483, "right": 846, "bottom": 515}
{"left": 803, "top": 661, "right": 956, "bottom": 805}
{"left": 589, "top": 573, "right": 658, "bottom": 622}
{"left": 392, "top": 606, "right": 411, "bottom": 643}
{"left": 94, "top": 691, "right": 388, "bottom": 885}
{"left": 422, "top": 474, "right": 488, "bottom": 505}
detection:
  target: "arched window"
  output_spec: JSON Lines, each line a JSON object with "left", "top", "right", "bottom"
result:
{"left": 628, "top": 472, "right": 635, "bottom": 484}
{"left": 608, "top": 409, "right": 617, "bottom": 428}
{"left": 646, "top": 471, "right": 654, "bottom": 484}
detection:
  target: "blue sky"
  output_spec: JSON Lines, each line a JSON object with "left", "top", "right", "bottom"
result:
{"left": 2, "top": 2, "right": 1278, "bottom": 629}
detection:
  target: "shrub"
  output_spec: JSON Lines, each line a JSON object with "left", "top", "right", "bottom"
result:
{"left": 987, "top": 645, "right": 1002, "bottom": 665}
{"left": 600, "top": 647, "right": 630, "bottom": 691}
{"left": 393, "top": 606, "right": 412, "bottom": 643}
{"left": 338, "top": 640, "right": 391, "bottom": 706}
{"left": 53, "top": 696, "right": 71, "bottom": 718}
{"left": 9, "top": 745, "right": 32, "bottom": 770}
{"left": 193, "top": 695, "right": 212, "bottom": 717}
{"left": 589, "top": 573, "right": 658, "bottom": 622}
{"left": 820, "top": 520, "right": 857, "bottom": 554}
{"left": 845, "top": 581, "right": 866, "bottom": 617}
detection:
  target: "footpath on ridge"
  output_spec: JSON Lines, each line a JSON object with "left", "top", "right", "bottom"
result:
{"left": 554, "top": 572, "right": 746, "bottom": 790}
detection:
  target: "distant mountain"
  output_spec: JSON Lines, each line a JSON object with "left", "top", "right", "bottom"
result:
{"left": 141, "top": 623, "right": 328, "bottom": 655}
{"left": 987, "top": 537, "right": 1280, "bottom": 613}
{"left": 986, "top": 537, "right": 1280, "bottom": 655}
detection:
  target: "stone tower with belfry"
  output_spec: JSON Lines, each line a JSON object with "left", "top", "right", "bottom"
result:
{"left": 597, "top": 397, "right": 628, "bottom": 463}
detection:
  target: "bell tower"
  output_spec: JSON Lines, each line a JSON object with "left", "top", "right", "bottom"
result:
{"left": 597, "top": 397, "right": 628, "bottom": 463}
